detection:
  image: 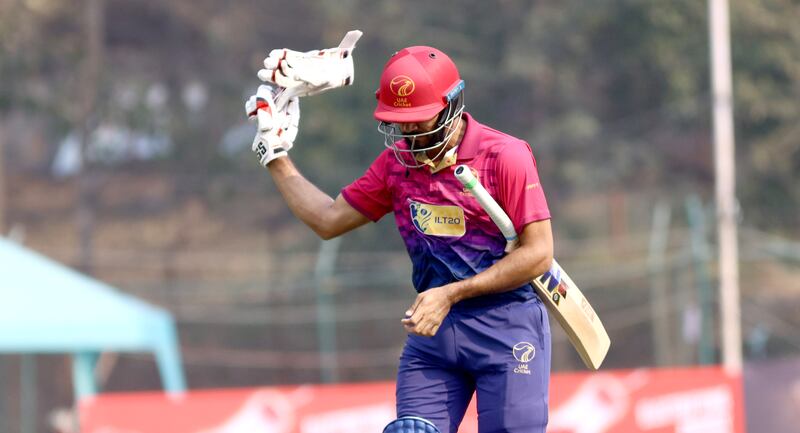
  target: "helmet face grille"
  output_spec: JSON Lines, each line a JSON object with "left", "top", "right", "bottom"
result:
{"left": 377, "top": 91, "right": 465, "bottom": 169}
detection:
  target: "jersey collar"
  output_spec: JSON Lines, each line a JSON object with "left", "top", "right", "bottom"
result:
{"left": 415, "top": 144, "right": 459, "bottom": 173}
{"left": 455, "top": 113, "right": 480, "bottom": 161}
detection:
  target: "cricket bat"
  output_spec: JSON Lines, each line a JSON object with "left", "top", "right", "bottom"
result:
{"left": 454, "top": 165, "right": 611, "bottom": 370}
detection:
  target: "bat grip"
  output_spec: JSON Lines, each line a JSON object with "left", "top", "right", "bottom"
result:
{"left": 454, "top": 165, "right": 519, "bottom": 251}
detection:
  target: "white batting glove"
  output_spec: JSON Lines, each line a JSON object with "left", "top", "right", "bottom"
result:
{"left": 258, "top": 30, "right": 362, "bottom": 109}
{"left": 245, "top": 85, "right": 300, "bottom": 167}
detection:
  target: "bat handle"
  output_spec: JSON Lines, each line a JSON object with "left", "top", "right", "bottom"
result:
{"left": 504, "top": 238, "right": 519, "bottom": 253}
{"left": 454, "top": 165, "right": 519, "bottom": 247}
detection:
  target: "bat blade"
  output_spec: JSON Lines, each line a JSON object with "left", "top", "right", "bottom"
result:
{"left": 532, "top": 259, "right": 610, "bottom": 369}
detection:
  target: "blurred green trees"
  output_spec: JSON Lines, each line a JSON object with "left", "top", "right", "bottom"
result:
{"left": 0, "top": 0, "right": 797, "bottom": 233}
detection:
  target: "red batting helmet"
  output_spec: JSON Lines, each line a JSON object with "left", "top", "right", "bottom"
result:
{"left": 374, "top": 46, "right": 465, "bottom": 123}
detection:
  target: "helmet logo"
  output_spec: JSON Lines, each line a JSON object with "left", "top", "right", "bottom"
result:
{"left": 389, "top": 75, "right": 416, "bottom": 97}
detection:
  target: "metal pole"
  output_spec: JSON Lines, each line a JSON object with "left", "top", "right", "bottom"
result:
{"left": 0, "top": 357, "right": 7, "bottom": 433}
{"left": 685, "top": 195, "right": 715, "bottom": 365}
{"left": 708, "top": 0, "right": 742, "bottom": 375}
{"left": 72, "top": 352, "right": 99, "bottom": 399}
{"left": 0, "top": 121, "right": 6, "bottom": 235}
{"left": 76, "top": 0, "right": 104, "bottom": 274}
{"left": 647, "top": 200, "right": 672, "bottom": 366}
{"left": 20, "top": 355, "right": 36, "bottom": 433}
{"left": 314, "top": 237, "right": 342, "bottom": 383}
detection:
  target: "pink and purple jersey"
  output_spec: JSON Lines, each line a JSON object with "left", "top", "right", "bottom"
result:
{"left": 342, "top": 113, "right": 550, "bottom": 306}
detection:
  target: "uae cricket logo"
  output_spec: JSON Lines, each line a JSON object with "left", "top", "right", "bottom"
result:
{"left": 513, "top": 341, "right": 535, "bottom": 375}
{"left": 390, "top": 75, "right": 415, "bottom": 108}
{"left": 389, "top": 75, "right": 415, "bottom": 97}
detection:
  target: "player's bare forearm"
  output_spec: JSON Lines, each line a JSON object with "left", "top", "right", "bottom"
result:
{"left": 267, "top": 157, "right": 370, "bottom": 239}
{"left": 447, "top": 219, "right": 554, "bottom": 303}
{"left": 402, "top": 219, "right": 553, "bottom": 336}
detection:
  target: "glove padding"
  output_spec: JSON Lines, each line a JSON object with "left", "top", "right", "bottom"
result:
{"left": 245, "top": 84, "right": 300, "bottom": 167}
{"left": 258, "top": 30, "right": 362, "bottom": 109}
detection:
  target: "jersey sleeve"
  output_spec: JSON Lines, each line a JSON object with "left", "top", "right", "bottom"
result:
{"left": 495, "top": 140, "right": 551, "bottom": 233}
{"left": 341, "top": 151, "right": 393, "bottom": 222}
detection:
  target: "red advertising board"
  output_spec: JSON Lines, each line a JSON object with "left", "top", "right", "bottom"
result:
{"left": 80, "top": 366, "right": 744, "bottom": 433}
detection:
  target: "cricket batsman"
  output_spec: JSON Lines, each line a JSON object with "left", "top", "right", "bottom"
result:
{"left": 246, "top": 36, "right": 554, "bottom": 433}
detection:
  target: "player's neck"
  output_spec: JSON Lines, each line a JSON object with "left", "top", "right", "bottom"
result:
{"left": 431, "top": 115, "right": 466, "bottom": 163}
